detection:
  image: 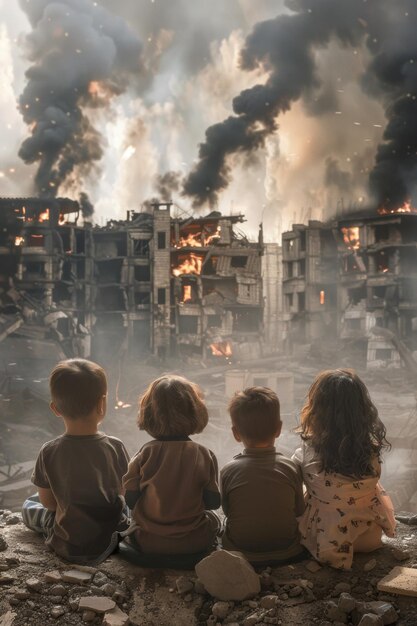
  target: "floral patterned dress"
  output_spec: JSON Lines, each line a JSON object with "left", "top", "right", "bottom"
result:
{"left": 292, "top": 442, "right": 396, "bottom": 569}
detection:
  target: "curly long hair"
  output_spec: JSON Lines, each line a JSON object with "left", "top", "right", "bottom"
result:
{"left": 297, "top": 369, "right": 390, "bottom": 478}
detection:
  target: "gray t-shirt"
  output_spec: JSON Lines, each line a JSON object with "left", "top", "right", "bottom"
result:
{"left": 32, "top": 432, "right": 129, "bottom": 562}
{"left": 221, "top": 446, "right": 305, "bottom": 560}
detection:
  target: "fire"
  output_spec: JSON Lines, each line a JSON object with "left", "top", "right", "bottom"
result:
{"left": 182, "top": 285, "right": 192, "bottom": 302}
{"left": 173, "top": 253, "right": 203, "bottom": 276}
{"left": 378, "top": 201, "right": 417, "bottom": 215}
{"left": 320, "top": 290, "right": 325, "bottom": 305}
{"left": 341, "top": 226, "right": 360, "bottom": 250}
{"left": 204, "top": 226, "right": 221, "bottom": 245}
{"left": 178, "top": 232, "right": 203, "bottom": 247}
{"left": 15, "top": 236, "right": 24, "bottom": 246}
{"left": 210, "top": 341, "right": 232, "bottom": 357}
{"left": 58, "top": 214, "right": 66, "bottom": 225}
{"left": 176, "top": 225, "right": 221, "bottom": 248}
{"left": 38, "top": 209, "right": 50, "bottom": 222}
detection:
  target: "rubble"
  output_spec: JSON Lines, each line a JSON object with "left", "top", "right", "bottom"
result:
{"left": 195, "top": 550, "right": 261, "bottom": 601}
{"left": 377, "top": 566, "right": 417, "bottom": 597}
{"left": 62, "top": 569, "right": 93, "bottom": 584}
{"left": 78, "top": 596, "right": 116, "bottom": 613}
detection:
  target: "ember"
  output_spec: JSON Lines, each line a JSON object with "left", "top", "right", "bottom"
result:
{"left": 14, "top": 236, "right": 24, "bottom": 246}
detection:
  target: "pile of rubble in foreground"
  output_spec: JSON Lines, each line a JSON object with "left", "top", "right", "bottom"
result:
{"left": 1, "top": 512, "right": 417, "bottom": 626}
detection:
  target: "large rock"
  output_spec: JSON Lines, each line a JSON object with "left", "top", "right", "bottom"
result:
{"left": 78, "top": 596, "right": 116, "bottom": 614}
{"left": 102, "top": 607, "right": 130, "bottom": 626}
{"left": 195, "top": 550, "right": 260, "bottom": 601}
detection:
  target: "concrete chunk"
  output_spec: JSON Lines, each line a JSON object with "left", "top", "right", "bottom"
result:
{"left": 78, "top": 596, "right": 116, "bottom": 614}
{"left": 195, "top": 550, "right": 261, "bottom": 601}
{"left": 377, "top": 566, "right": 417, "bottom": 597}
{"left": 102, "top": 607, "right": 130, "bottom": 626}
{"left": 44, "top": 571, "right": 62, "bottom": 583}
{"left": 62, "top": 570, "right": 93, "bottom": 584}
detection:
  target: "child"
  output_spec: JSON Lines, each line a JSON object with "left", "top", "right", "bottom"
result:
{"left": 292, "top": 369, "right": 396, "bottom": 569}
{"left": 123, "top": 375, "right": 221, "bottom": 555}
{"left": 22, "top": 359, "right": 130, "bottom": 564}
{"left": 221, "top": 387, "right": 305, "bottom": 563}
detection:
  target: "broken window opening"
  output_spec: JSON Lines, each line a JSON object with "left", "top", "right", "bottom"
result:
{"left": 96, "top": 259, "right": 123, "bottom": 284}
{"left": 133, "top": 239, "right": 149, "bottom": 256}
{"left": 95, "top": 287, "right": 126, "bottom": 311}
{"left": 75, "top": 231, "right": 85, "bottom": 254}
{"left": 375, "top": 348, "right": 392, "bottom": 360}
{"left": 179, "top": 315, "right": 199, "bottom": 334}
{"left": 23, "top": 261, "right": 46, "bottom": 278}
{"left": 134, "top": 265, "right": 151, "bottom": 282}
{"left": 134, "top": 292, "right": 150, "bottom": 306}
{"left": 157, "top": 288, "right": 166, "bottom": 305}
{"left": 232, "top": 309, "right": 261, "bottom": 332}
{"left": 230, "top": 256, "right": 247, "bottom": 269}
{"left": 157, "top": 232, "right": 166, "bottom": 249}
{"left": 28, "top": 234, "right": 45, "bottom": 248}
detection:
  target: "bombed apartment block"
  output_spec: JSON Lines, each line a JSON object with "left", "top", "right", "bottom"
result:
{"left": 282, "top": 209, "right": 417, "bottom": 368}
{"left": 282, "top": 221, "right": 338, "bottom": 344}
{"left": 0, "top": 199, "right": 263, "bottom": 367}
{"left": 168, "top": 206, "right": 264, "bottom": 361}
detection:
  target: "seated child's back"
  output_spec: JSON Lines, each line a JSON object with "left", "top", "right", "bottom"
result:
{"left": 25, "top": 359, "right": 129, "bottom": 563}
{"left": 123, "top": 375, "right": 221, "bottom": 555}
{"left": 221, "top": 387, "right": 305, "bottom": 562}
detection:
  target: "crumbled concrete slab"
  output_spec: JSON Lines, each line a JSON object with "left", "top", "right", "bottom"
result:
{"left": 78, "top": 596, "right": 116, "bottom": 613}
{"left": 62, "top": 570, "right": 92, "bottom": 584}
{"left": 377, "top": 566, "right": 417, "bottom": 597}
{"left": 102, "top": 606, "right": 130, "bottom": 626}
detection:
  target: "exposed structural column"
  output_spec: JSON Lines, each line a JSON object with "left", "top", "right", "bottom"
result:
{"left": 151, "top": 203, "right": 172, "bottom": 357}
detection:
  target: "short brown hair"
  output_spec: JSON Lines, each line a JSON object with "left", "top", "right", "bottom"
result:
{"left": 50, "top": 359, "right": 107, "bottom": 420}
{"left": 229, "top": 387, "right": 281, "bottom": 443}
{"left": 138, "top": 375, "right": 208, "bottom": 438}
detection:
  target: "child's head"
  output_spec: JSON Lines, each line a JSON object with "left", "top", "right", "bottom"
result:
{"left": 229, "top": 387, "right": 282, "bottom": 447}
{"left": 50, "top": 358, "right": 107, "bottom": 421}
{"left": 299, "top": 368, "right": 389, "bottom": 477}
{"left": 138, "top": 375, "right": 208, "bottom": 438}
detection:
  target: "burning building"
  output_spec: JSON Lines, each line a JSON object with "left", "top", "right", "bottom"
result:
{"left": 0, "top": 199, "right": 264, "bottom": 367}
{"left": 282, "top": 207, "right": 417, "bottom": 368}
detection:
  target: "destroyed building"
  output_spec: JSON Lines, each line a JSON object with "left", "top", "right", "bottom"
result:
{"left": 282, "top": 209, "right": 417, "bottom": 368}
{"left": 0, "top": 199, "right": 264, "bottom": 368}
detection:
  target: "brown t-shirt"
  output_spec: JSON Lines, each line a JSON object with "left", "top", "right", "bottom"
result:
{"left": 32, "top": 432, "right": 129, "bottom": 562}
{"left": 221, "top": 446, "right": 305, "bottom": 561}
{"left": 123, "top": 438, "right": 220, "bottom": 553}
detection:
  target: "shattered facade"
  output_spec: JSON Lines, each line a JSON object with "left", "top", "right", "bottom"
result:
{"left": 282, "top": 211, "right": 417, "bottom": 367}
{"left": 0, "top": 199, "right": 264, "bottom": 364}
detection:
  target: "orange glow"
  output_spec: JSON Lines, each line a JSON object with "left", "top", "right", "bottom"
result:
{"left": 173, "top": 253, "right": 203, "bottom": 276}
{"left": 341, "top": 226, "right": 360, "bottom": 250}
{"left": 176, "top": 225, "right": 221, "bottom": 248}
{"left": 38, "top": 209, "right": 50, "bottom": 222}
{"left": 182, "top": 285, "right": 192, "bottom": 302}
{"left": 210, "top": 341, "right": 232, "bottom": 357}
{"left": 378, "top": 200, "right": 417, "bottom": 215}
{"left": 88, "top": 81, "right": 108, "bottom": 99}
{"left": 178, "top": 232, "right": 203, "bottom": 247}
{"left": 15, "top": 236, "right": 24, "bottom": 246}
{"left": 320, "top": 290, "right": 325, "bottom": 305}
{"left": 58, "top": 214, "right": 66, "bottom": 225}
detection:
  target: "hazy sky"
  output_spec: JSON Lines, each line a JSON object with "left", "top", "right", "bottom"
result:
{"left": 0, "top": 1, "right": 389, "bottom": 237}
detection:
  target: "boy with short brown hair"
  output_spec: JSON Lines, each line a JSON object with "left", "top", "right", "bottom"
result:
{"left": 22, "top": 359, "right": 129, "bottom": 564}
{"left": 221, "top": 387, "right": 305, "bottom": 563}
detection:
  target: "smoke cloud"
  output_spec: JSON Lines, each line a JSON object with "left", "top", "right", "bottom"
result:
{"left": 17, "top": 0, "right": 143, "bottom": 199}
{"left": 183, "top": 0, "right": 417, "bottom": 212}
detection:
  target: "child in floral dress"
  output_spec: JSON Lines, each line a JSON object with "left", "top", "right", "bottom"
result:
{"left": 292, "top": 369, "right": 396, "bottom": 569}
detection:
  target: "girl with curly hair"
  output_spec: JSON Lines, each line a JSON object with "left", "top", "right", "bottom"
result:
{"left": 292, "top": 369, "right": 395, "bottom": 569}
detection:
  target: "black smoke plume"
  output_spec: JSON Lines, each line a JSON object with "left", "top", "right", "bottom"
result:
{"left": 184, "top": 0, "right": 417, "bottom": 211}
{"left": 18, "top": 0, "right": 142, "bottom": 200}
